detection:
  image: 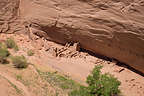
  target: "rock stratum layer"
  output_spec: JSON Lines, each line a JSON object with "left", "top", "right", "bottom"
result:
{"left": 2, "top": 0, "right": 144, "bottom": 73}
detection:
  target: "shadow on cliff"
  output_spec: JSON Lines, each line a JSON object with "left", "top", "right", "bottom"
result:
{"left": 80, "top": 48, "right": 144, "bottom": 77}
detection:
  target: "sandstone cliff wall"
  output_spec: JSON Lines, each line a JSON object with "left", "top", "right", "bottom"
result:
{"left": 2, "top": 0, "right": 144, "bottom": 73}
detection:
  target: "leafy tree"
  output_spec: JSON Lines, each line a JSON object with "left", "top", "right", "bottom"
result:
{"left": 69, "top": 65, "right": 121, "bottom": 96}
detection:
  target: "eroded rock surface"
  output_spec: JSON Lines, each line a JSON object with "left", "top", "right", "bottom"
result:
{"left": 1, "top": 0, "right": 144, "bottom": 73}
{"left": 0, "top": 0, "right": 21, "bottom": 33}
{"left": 19, "top": 0, "right": 144, "bottom": 73}
{"left": 0, "top": 0, "right": 19, "bottom": 20}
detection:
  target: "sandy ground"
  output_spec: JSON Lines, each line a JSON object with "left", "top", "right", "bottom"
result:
{"left": 0, "top": 33, "right": 144, "bottom": 96}
{"left": 0, "top": 76, "right": 21, "bottom": 96}
{"left": 0, "top": 71, "right": 31, "bottom": 96}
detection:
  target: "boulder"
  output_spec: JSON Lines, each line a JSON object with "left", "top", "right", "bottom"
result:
{"left": 20, "top": 0, "right": 144, "bottom": 73}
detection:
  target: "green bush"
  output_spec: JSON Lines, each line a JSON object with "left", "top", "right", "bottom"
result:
{"left": 0, "top": 48, "right": 10, "bottom": 64}
{"left": 27, "top": 50, "right": 34, "bottom": 56}
{"left": 69, "top": 86, "right": 91, "bottom": 96}
{"left": 0, "top": 42, "right": 7, "bottom": 49}
{"left": 69, "top": 65, "right": 121, "bottom": 96}
{"left": 5, "top": 38, "right": 19, "bottom": 51}
{"left": 11, "top": 56, "right": 28, "bottom": 68}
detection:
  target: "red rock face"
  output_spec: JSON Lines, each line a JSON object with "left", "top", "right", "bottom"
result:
{"left": 0, "top": 0, "right": 20, "bottom": 33}
{"left": 19, "top": 0, "right": 144, "bottom": 73}
{"left": 1, "top": 0, "right": 144, "bottom": 73}
{"left": 0, "top": 0, "right": 19, "bottom": 20}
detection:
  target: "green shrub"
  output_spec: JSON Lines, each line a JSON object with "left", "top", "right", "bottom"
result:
{"left": 5, "top": 38, "right": 19, "bottom": 51}
{"left": 37, "top": 70, "right": 81, "bottom": 90}
{"left": 27, "top": 50, "right": 34, "bottom": 56}
{"left": 0, "top": 42, "right": 7, "bottom": 49}
{"left": 11, "top": 56, "right": 28, "bottom": 68}
{"left": 0, "top": 48, "right": 10, "bottom": 64}
{"left": 0, "top": 42, "right": 2, "bottom": 48}
{"left": 69, "top": 86, "right": 92, "bottom": 96}
{"left": 69, "top": 65, "right": 121, "bottom": 96}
